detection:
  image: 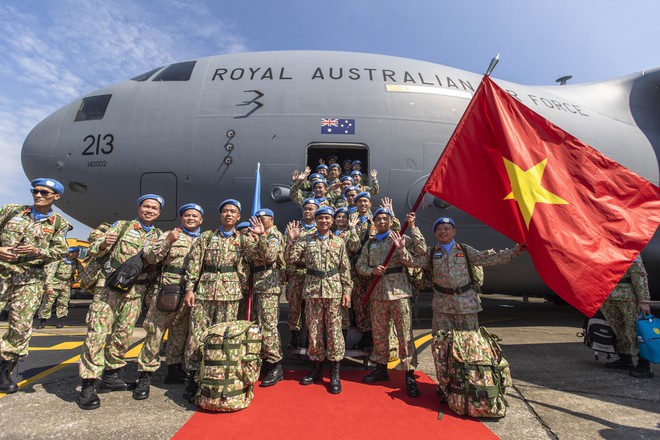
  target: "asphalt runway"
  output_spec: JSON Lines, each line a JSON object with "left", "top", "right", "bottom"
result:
{"left": 0, "top": 294, "right": 658, "bottom": 439}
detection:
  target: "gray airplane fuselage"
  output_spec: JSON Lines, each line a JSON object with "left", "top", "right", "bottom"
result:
{"left": 20, "top": 51, "right": 660, "bottom": 299}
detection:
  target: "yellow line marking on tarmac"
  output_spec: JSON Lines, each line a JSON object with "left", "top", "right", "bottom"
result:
{"left": 30, "top": 342, "right": 84, "bottom": 351}
{"left": 0, "top": 353, "right": 81, "bottom": 400}
{"left": 124, "top": 342, "right": 145, "bottom": 359}
{"left": 387, "top": 332, "right": 433, "bottom": 370}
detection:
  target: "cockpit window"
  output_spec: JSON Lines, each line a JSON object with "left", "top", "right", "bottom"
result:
{"left": 131, "top": 66, "right": 163, "bottom": 82}
{"left": 152, "top": 61, "right": 196, "bottom": 81}
{"left": 74, "top": 94, "right": 112, "bottom": 122}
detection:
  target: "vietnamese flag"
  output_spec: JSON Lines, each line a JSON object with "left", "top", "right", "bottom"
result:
{"left": 423, "top": 75, "right": 660, "bottom": 316}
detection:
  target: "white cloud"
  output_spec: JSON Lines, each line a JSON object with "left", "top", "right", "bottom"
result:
{"left": 0, "top": 0, "right": 247, "bottom": 224}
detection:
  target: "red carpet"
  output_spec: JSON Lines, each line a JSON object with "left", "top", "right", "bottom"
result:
{"left": 173, "top": 369, "right": 497, "bottom": 440}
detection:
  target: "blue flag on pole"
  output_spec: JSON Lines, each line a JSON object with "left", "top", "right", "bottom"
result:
{"left": 252, "top": 162, "right": 261, "bottom": 216}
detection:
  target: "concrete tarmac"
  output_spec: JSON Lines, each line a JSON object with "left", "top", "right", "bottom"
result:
{"left": 0, "top": 294, "right": 658, "bottom": 439}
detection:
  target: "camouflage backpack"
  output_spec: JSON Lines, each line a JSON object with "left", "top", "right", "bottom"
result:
{"left": 432, "top": 327, "right": 512, "bottom": 418}
{"left": 77, "top": 221, "right": 129, "bottom": 290}
{"left": 195, "top": 320, "right": 263, "bottom": 412}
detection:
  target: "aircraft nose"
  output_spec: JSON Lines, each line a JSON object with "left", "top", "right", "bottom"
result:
{"left": 21, "top": 105, "right": 69, "bottom": 182}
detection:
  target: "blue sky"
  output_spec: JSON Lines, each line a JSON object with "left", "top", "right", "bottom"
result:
{"left": 1, "top": 0, "right": 658, "bottom": 237}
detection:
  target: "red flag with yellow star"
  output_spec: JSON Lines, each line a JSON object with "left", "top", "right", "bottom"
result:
{"left": 423, "top": 75, "right": 660, "bottom": 316}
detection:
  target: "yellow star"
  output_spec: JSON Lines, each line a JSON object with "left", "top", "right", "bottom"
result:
{"left": 503, "top": 157, "right": 568, "bottom": 229}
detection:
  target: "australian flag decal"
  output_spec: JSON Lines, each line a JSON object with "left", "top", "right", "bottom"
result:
{"left": 321, "top": 118, "right": 355, "bottom": 135}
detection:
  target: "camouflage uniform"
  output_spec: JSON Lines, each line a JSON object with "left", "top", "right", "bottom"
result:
{"left": 137, "top": 229, "right": 197, "bottom": 373}
{"left": 285, "top": 222, "right": 316, "bottom": 332}
{"left": 287, "top": 232, "right": 353, "bottom": 362}
{"left": 290, "top": 182, "right": 332, "bottom": 208}
{"left": 356, "top": 227, "right": 426, "bottom": 369}
{"left": 0, "top": 205, "right": 69, "bottom": 361}
{"left": 184, "top": 229, "right": 256, "bottom": 371}
{"left": 334, "top": 228, "right": 353, "bottom": 329}
{"left": 408, "top": 242, "right": 517, "bottom": 333}
{"left": 601, "top": 256, "right": 650, "bottom": 356}
{"left": 79, "top": 220, "right": 161, "bottom": 379}
{"left": 38, "top": 257, "right": 79, "bottom": 319}
{"left": 252, "top": 226, "right": 285, "bottom": 364}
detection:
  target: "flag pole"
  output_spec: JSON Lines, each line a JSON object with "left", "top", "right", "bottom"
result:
{"left": 363, "top": 55, "right": 500, "bottom": 305}
{"left": 247, "top": 162, "right": 262, "bottom": 321}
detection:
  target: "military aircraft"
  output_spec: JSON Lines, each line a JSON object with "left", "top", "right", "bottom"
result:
{"left": 20, "top": 51, "right": 660, "bottom": 298}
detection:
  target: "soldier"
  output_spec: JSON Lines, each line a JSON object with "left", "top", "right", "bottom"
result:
{"left": 327, "top": 163, "right": 341, "bottom": 186}
{"left": 182, "top": 199, "right": 259, "bottom": 400}
{"left": 286, "top": 206, "right": 353, "bottom": 394}
{"left": 326, "top": 154, "right": 338, "bottom": 166}
{"left": 284, "top": 199, "right": 318, "bottom": 349}
{"left": 292, "top": 178, "right": 332, "bottom": 208}
{"left": 351, "top": 169, "right": 380, "bottom": 196}
{"left": 601, "top": 255, "right": 653, "bottom": 378}
{"left": 77, "top": 194, "right": 164, "bottom": 410}
{"left": 36, "top": 246, "right": 80, "bottom": 329}
{"left": 316, "top": 164, "right": 329, "bottom": 178}
{"left": 408, "top": 216, "right": 525, "bottom": 399}
{"left": 341, "top": 159, "right": 353, "bottom": 177}
{"left": 250, "top": 209, "right": 285, "bottom": 386}
{"left": 0, "top": 178, "right": 70, "bottom": 395}
{"left": 132, "top": 203, "right": 204, "bottom": 400}
{"left": 356, "top": 210, "right": 426, "bottom": 397}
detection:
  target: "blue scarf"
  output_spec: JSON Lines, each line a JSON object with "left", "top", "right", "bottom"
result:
{"left": 315, "top": 231, "right": 330, "bottom": 241}
{"left": 64, "top": 258, "right": 74, "bottom": 265}
{"left": 302, "top": 221, "right": 316, "bottom": 231}
{"left": 315, "top": 197, "right": 327, "bottom": 204}
{"left": 436, "top": 239, "right": 456, "bottom": 255}
{"left": 218, "top": 226, "right": 234, "bottom": 238}
{"left": 137, "top": 219, "right": 154, "bottom": 232}
{"left": 181, "top": 226, "right": 201, "bottom": 237}
{"left": 375, "top": 230, "right": 392, "bottom": 241}
{"left": 358, "top": 214, "right": 369, "bottom": 224}
{"left": 334, "top": 228, "right": 346, "bottom": 236}
{"left": 31, "top": 206, "right": 52, "bottom": 222}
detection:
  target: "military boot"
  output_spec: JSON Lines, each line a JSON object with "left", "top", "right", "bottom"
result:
{"left": 77, "top": 379, "right": 101, "bottom": 410}
{"left": 354, "top": 331, "right": 373, "bottom": 351}
{"left": 182, "top": 370, "right": 198, "bottom": 401}
{"left": 36, "top": 319, "right": 46, "bottom": 329}
{"left": 287, "top": 330, "right": 301, "bottom": 349}
{"left": 329, "top": 361, "right": 341, "bottom": 394}
{"left": 605, "top": 354, "right": 634, "bottom": 369}
{"left": 261, "top": 362, "right": 284, "bottom": 387}
{"left": 0, "top": 358, "right": 19, "bottom": 394}
{"left": 56, "top": 318, "right": 64, "bottom": 329}
{"left": 362, "top": 363, "right": 389, "bottom": 383}
{"left": 164, "top": 363, "right": 188, "bottom": 384}
{"left": 629, "top": 358, "right": 654, "bottom": 379}
{"left": 99, "top": 368, "right": 133, "bottom": 392}
{"left": 132, "top": 372, "right": 152, "bottom": 400}
{"left": 300, "top": 362, "right": 323, "bottom": 385}
{"left": 405, "top": 370, "right": 420, "bottom": 397}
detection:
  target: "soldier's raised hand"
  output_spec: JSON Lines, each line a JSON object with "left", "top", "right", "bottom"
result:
{"left": 291, "top": 169, "right": 300, "bottom": 181}
{"left": 167, "top": 228, "right": 181, "bottom": 243}
{"left": 287, "top": 221, "right": 301, "bottom": 241}
{"left": 249, "top": 216, "right": 265, "bottom": 235}
{"left": 348, "top": 217, "right": 358, "bottom": 230}
{"left": 380, "top": 196, "right": 394, "bottom": 215}
{"left": 101, "top": 231, "right": 118, "bottom": 250}
{"left": 405, "top": 212, "right": 416, "bottom": 229}
{"left": 391, "top": 231, "right": 406, "bottom": 249}
{"left": 370, "top": 168, "right": 378, "bottom": 179}
{"left": 318, "top": 157, "right": 326, "bottom": 165}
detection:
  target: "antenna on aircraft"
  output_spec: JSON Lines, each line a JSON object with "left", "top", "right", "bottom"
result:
{"left": 556, "top": 75, "right": 572, "bottom": 85}
{"left": 485, "top": 53, "right": 500, "bottom": 76}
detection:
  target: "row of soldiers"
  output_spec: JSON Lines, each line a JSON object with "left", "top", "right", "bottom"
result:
{"left": 0, "top": 175, "right": 531, "bottom": 411}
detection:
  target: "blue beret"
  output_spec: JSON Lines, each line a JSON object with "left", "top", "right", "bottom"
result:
{"left": 137, "top": 194, "right": 164, "bottom": 208}
{"left": 342, "top": 159, "right": 352, "bottom": 165}
{"left": 316, "top": 164, "right": 328, "bottom": 171}
{"left": 329, "top": 163, "right": 341, "bottom": 170}
{"left": 312, "top": 179, "right": 328, "bottom": 188}
{"left": 303, "top": 198, "right": 320, "bottom": 207}
{"left": 308, "top": 173, "right": 323, "bottom": 182}
{"left": 354, "top": 191, "right": 371, "bottom": 202}
{"left": 351, "top": 160, "right": 362, "bottom": 166}
{"left": 218, "top": 199, "right": 241, "bottom": 213}
{"left": 348, "top": 206, "right": 358, "bottom": 214}
{"left": 433, "top": 217, "right": 456, "bottom": 230}
{"left": 328, "top": 155, "right": 338, "bottom": 160}
{"left": 343, "top": 185, "right": 359, "bottom": 196}
{"left": 334, "top": 207, "right": 348, "bottom": 217}
{"left": 350, "top": 170, "right": 362, "bottom": 177}
{"left": 178, "top": 203, "right": 204, "bottom": 216}
{"left": 315, "top": 206, "right": 334, "bottom": 217}
{"left": 68, "top": 246, "right": 80, "bottom": 253}
{"left": 31, "top": 178, "right": 64, "bottom": 195}
{"left": 236, "top": 221, "right": 251, "bottom": 231}
{"left": 255, "top": 208, "right": 274, "bottom": 217}
{"left": 339, "top": 176, "right": 354, "bottom": 184}
{"left": 373, "top": 208, "right": 393, "bottom": 218}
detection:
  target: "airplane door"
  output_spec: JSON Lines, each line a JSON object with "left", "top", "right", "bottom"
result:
{"left": 140, "top": 172, "right": 178, "bottom": 222}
